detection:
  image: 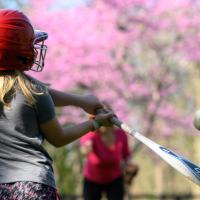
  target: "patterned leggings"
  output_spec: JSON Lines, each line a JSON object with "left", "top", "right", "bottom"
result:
{"left": 0, "top": 181, "right": 60, "bottom": 200}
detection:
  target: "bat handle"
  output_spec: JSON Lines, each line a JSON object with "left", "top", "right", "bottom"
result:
{"left": 110, "top": 117, "right": 122, "bottom": 128}
{"left": 96, "top": 109, "right": 135, "bottom": 136}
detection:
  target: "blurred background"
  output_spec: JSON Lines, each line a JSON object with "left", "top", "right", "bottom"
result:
{"left": 2, "top": 0, "right": 200, "bottom": 199}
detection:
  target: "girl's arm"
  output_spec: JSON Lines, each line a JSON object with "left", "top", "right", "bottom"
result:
{"left": 24, "top": 75, "right": 102, "bottom": 114}
{"left": 49, "top": 88, "right": 103, "bottom": 115}
{"left": 40, "top": 111, "right": 113, "bottom": 147}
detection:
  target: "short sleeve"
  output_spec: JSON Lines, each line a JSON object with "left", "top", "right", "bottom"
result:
{"left": 34, "top": 92, "right": 56, "bottom": 124}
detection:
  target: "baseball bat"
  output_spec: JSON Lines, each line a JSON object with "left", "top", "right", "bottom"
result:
{"left": 110, "top": 117, "right": 200, "bottom": 186}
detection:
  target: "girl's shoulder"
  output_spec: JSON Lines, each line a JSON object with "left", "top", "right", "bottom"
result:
{"left": 25, "top": 74, "right": 48, "bottom": 94}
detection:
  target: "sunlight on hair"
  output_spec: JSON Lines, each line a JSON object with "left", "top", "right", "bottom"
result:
{"left": 0, "top": 71, "right": 45, "bottom": 107}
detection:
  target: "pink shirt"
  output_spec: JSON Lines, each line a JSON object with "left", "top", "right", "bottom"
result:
{"left": 80, "top": 129, "right": 130, "bottom": 184}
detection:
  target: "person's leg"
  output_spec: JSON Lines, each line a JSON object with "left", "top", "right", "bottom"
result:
{"left": 0, "top": 181, "right": 59, "bottom": 200}
{"left": 83, "top": 177, "right": 102, "bottom": 200}
{"left": 105, "top": 176, "right": 124, "bottom": 200}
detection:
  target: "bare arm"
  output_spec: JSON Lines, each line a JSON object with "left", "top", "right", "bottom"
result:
{"left": 40, "top": 111, "right": 113, "bottom": 147}
{"left": 24, "top": 75, "right": 102, "bottom": 114}
{"left": 49, "top": 88, "right": 103, "bottom": 114}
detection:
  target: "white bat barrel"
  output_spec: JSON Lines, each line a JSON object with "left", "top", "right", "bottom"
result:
{"left": 134, "top": 131, "right": 200, "bottom": 186}
{"left": 111, "top": 117, "right": 200, "bottom": 186}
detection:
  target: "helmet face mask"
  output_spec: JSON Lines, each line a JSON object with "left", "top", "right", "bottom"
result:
{"left": 31, "top": 40, "right": 47, "bottom": 72}
{"left": 30, "top": 30, "right": 48, "bottom": 72}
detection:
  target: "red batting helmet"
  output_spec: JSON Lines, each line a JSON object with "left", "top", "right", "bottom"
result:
{"left": 0, "top": 9, "right": 48, "bottom": 72}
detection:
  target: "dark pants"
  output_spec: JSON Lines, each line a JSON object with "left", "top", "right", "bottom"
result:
{"left": 83, "top": 176, "right": 124, "bottom": 200}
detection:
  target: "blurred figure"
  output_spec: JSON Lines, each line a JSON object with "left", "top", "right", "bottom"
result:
{"left": 80, "top": 103, "right": 139, "bottom": 200}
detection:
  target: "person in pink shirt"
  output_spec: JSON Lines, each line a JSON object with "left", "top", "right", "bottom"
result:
{"left": 80, "top": 116, "right": 131, "bottom": 200}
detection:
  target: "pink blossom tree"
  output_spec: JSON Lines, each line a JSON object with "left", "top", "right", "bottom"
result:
{"left": 27, "top": 0, "right": 199, "bottom": 145}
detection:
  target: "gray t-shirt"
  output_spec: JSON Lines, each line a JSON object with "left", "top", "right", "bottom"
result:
{"left": 0, "top": 79, "right": 56, "bottom": 188}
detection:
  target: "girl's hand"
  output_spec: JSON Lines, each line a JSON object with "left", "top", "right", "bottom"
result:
{"left": 81, "top": 94, "right": 104, "bottom": 115}
{"left": 94, "top": 111, "right": 114, "bottom": 127}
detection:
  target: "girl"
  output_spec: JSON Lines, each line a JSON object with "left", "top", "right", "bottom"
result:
{"left": 0, "top": 9, "right": 113, "bottom": 200}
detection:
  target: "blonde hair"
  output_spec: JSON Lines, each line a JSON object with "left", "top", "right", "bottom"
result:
{"left": 0, "top": 70, "right": 45, "bottom": 107}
